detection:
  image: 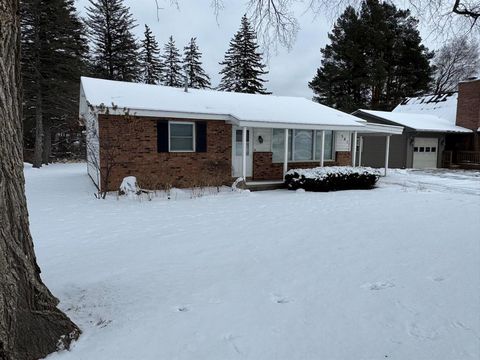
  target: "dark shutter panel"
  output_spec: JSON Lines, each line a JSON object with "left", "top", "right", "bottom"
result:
{"left": 196, "top": 122, "right": 207, "bottom": 152}
{"left": 157, "top": 121, "right": 169, "bottom": 152}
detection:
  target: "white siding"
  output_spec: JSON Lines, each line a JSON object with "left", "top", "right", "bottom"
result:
{"left": 253, "top": 128, "right": 272, "bottom": 152}
{"left": 334, "top": 131, "right": 351, "bottom": 152}
{"left": 80, "top": 84, "right": 101, "bottom": 189}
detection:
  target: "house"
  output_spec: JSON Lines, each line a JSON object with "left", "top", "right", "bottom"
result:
{"left": 352, "top": 79, "right": 480, "bottom": 169}
{"left": 79, "top": 77, "right": 402, "bottom": 191}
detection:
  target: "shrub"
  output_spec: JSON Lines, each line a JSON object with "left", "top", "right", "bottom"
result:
{"left": 285, "top": 166, "right": 381, "bottom": 192}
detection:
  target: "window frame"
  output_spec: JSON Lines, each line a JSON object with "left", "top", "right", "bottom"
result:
{"left": 271, "top": 129, "right": 335, "bottom": 163}
{"left": 168, "top": 121, "right": 196, "bottom": 153}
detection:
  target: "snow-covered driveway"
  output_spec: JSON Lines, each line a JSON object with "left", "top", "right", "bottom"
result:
{"left": 24, "top": 164, "right": 480, "bottom": 360}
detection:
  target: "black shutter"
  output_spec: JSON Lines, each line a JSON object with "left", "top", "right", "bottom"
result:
{"left": 157, "top": 121, "right": 169, "bottom": 152}
{"left": 196, "top": 122, "right": 207, "bottom": 152}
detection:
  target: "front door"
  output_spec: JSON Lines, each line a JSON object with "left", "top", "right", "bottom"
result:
{"left": 413, "top": 137, "right": 438, "bottom": 168}
{"left": 232, "top": 127, "right": 253, "bottom": 177}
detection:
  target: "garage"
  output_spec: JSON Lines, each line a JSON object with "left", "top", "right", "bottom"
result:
{"left": 413, "top": 137, "right": 438, "bottom": 168}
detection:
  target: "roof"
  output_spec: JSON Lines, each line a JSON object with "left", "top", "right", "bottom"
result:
{"left": 80, "top": 77, "right": 365, "bottom": 130}
{"left": 354, "top": 109, "right": 471, "bottom": 133}
{"left": 393, "top": 93, "right": 457, "bottom": 125}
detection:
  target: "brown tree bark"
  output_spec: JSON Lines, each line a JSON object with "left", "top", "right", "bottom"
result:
{"left": 0, "top": 1, "right": 80, "bottom": 359}
{"left": 31, "top": 1, "right": 43, "bottom": 169}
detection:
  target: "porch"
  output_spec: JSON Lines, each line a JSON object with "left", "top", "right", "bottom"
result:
{"left": 231, "top": 121, "right": 404, "bottom": 186}
{"left": 442, "top": 150, "right": 480, "bottom": 170}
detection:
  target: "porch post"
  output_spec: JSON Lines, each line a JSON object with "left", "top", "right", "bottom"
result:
{"left": 358, "top": 136, "right": 363, "bottom": 166}
{"left": 242, "top": 126, "right": 247, "bottom": 180}
{"left": 384, "top": 135, "right": 390, "bottom": 176}
{"left": 283, "top": 128, "right": 289, "bottom": 179}
{"left": 320, "top": 130, "right": 325, "bottom": 167}
{"left": 352, "top": 131, "right": 358, "bottom": 167}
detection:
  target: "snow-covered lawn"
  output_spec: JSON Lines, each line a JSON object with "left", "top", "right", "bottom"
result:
{"left": 25, "top": 163, "right": 480, "bottom": 360}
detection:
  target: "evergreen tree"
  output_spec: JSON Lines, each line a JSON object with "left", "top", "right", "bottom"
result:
{"left": 140, "top": 24, "right": 163, "bottom": 84}
{"left": 218, "top": 15, "right": 270, "bottom": 94}
{"left": 85, "top": 0, "right": 140, "bottom": 82}
{"left": 309, "top": 0, "right": 433, "bottom": 112}
{"left": 21, "top": 0, "right": 88, "bottom": 167}
{"left": 183, "top": 37, "right": 211, "bottom": 89}
{"left": 162, "top": 36, "right": 183, "bottom": 87}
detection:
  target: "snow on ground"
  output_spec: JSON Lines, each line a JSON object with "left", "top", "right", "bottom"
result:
{"left": 24, "top": 163, "right": 480, "bottom": 360}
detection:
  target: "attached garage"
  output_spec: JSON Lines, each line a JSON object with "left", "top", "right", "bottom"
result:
{"left": 413, "top": 137, "right": 438, "bottom": 169}
{"left": 352, "top": 109, "right": 471, "bottom": 169}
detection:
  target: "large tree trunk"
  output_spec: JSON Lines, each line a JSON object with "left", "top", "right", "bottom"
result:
{"left": 0, "top": 2, "right": 80, "bottom": 360}
{"left": 31, "top": 6, "right": 43, "bottom": 169}
{"left": 42, "top": 119, "right": 51, "bottom": 164}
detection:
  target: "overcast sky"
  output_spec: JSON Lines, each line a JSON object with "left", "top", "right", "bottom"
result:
{"left": 75, "top": 0, "right": 439, "bottom": 99}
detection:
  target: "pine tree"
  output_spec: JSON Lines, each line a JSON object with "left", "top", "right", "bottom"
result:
{"left": 139, "top": 24, "right": 163, "bottom": 84}
{"left": 218, "top": 15, "right": 270, "bottom": 94}
{"left": 21, "top": 0, "right": 88, "bottom": 167}
{"left": 162, "top": 35, "right": 183, "bottom": 87}
{"left": 183, "top": 37, "right": 211, "bottom": 89}
{"left": 309, "top": 0, "right": 433, "bottom": 112}
{"left": 85, "top": 0, "right": 140, "bottom": 82}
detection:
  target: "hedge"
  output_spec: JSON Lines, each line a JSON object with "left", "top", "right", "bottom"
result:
{"left": 285, "top": 166, "right": 381, "bottom": 192}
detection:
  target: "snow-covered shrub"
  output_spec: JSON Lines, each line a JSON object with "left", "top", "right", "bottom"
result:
{"left": 285, "top": 166, "right": 381, "bottom": 192}
{"left": 119, "top": 176, "right": 141, "bottom": 197}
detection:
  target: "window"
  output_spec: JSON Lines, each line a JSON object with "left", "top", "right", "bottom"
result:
{"left": 235, "top": 129, "right": 250, "bottom": 156}
{"left": 315, "top": 131, "right": 333, "bottom": 160}
{"left": 419, "top": 147, "right": 425, "bottom": 152}
{"left": 431, "top": 147, "right": 436, "bottom": 153}
{"left": 272, "top": 129, "right": 292, "bottom": 162}
{"left": 169, "top": 122, "right": 194, "bottom": 152}
{"left": 272, "top": 129, "right": 334, "bottom": 162}
{"left": 293, "top": 130, "right": 313, "bottom": 160}
{"left": 414, "top": 147, "right": 419, "bottom": 152}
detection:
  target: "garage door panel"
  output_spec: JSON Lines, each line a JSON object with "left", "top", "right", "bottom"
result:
{"left": 413, "top": 137, "right": 438, "bottom": 169}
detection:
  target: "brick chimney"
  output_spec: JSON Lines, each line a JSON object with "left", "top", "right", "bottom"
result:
{"left": 457, "top": 78, "right": 480, "bottom": 150}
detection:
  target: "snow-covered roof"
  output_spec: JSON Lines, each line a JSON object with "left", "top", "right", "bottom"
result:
{"left": 80, "top": 77, "right": 365, "bottom": 130}
{"left": 393, "top": 93, "right": 458, "bottom": 125}
{"left": 355, "top": 109, "right": 471, "bottom": 133}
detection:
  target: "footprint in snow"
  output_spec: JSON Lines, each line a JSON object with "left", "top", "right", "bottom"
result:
{"left": 272, "top": 294, "right": 291, "bottom": 304}
{"left": 176, "top": 306, "right": 190, "bottom": 312}
{"left": 362, "top": 281, "right": 395, "bottom": 291}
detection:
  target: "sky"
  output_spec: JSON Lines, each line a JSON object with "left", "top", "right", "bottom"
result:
{"left": 75, "top": 0, "right": 440, "bottom": 99}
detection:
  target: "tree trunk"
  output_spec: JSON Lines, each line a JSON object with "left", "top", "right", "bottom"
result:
{"left": 42, "top": 119, "right": 51, "bottom": 164}
{"left": 0, "top": 2, "right": 80, "bottom": 360}
{"left": 32, "top": 84, "right": 43, "bottom": 167}
{"left": 32, "top": 6, "right": 43, "bottom": 169}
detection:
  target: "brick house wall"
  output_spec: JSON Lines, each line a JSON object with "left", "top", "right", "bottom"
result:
{"left": 457, "top": 79, "right": 480, "bottom": 150}
{"left": 98, "top": 115, "right": 232, "bottom": 191}
{"left": 252, "top": 151, "right": 350, "bottom": 180}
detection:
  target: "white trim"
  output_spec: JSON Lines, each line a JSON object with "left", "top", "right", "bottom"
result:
{"left": 320, "top": 130, "right": 325, "bottom": 167}
{"left": 242, "top": 127, "right": 247, "bottom": 180}
{"left": 384, "top": 135, "right": 390, "bottom": 176}
{"left": 283, "top": 129, "right": 288, "bottom": 179}
{"left": 237, "top": 120, "right": 365, "bottom": 131}
{"left": 352, "top": 131, "right": 357, "bottom": 167}
{"left": 168, "top": 121, "right": 196, "bottom": 152}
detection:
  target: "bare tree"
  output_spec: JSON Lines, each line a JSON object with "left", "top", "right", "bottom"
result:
{"left": 205, "top": 0, "right": 480, "bottom": 49}
{"left": 0, "top": 1, "right": 80, "bottom": 359}
{"left": 432, "top": 36, "right": 480, "bottom": 93}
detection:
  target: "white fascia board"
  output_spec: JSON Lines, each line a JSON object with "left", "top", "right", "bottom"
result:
{"left": 236, "top": 120, "right": 365, "bottom": 131}
{"left": 360, "top": 122, "right": 404, "bottom": 135}
{"left": 94, "top": 106, "right": 237, "bottom": 122}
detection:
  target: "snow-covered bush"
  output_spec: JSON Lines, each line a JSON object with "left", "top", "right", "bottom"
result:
{"left": 285, "top": 166, "right": 381, "bottom": 192}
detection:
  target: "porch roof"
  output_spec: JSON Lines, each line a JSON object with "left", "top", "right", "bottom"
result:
{"left": 81, "top": 77, "right": 366, "bottom": 131}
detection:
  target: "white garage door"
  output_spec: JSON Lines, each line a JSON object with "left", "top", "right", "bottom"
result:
{"left": 413, "top": 137, "right": 438, "bottom": 169}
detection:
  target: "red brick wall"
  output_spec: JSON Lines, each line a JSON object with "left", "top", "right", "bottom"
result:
{"left": 98, "top": 115, "right": 232, "bottom": 191}
{"left": 252, "top": 152, "right": 346, "bottom": 180}
{"left": 336, "top": 151, "right": 352, "bottom": 166}
{"left": 457, "top": 80, "right": 480, "bottom": 150}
